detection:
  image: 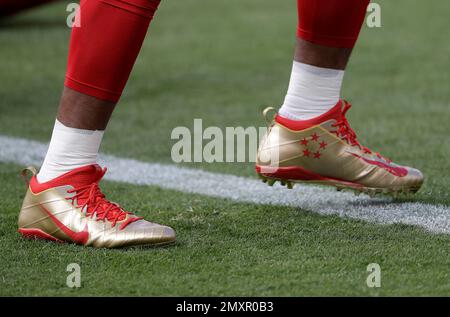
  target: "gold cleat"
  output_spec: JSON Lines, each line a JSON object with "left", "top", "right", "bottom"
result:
{"left": 18, "top": 164, "right": 176, "bottom": 248}
{"left": 256, "top": 100, "right": 424, "bottom": 196}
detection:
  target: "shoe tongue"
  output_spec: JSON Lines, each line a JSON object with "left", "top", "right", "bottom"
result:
{"left": 62, "top": 164, "right": 105, "bottom": 188}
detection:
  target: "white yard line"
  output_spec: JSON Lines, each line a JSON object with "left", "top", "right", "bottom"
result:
{"left": 1, "top": 135, "right": 449, "bottom": 234}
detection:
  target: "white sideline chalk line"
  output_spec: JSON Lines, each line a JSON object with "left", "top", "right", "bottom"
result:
{"left": 0, "top": 135, "right": 449, "bottom": 234}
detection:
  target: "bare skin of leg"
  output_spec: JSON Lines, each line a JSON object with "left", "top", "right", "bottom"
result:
{"left": 56, "top": 39, "right": 351, "bottom": 131}
{"left": 56, "top": 87, "right": 116, "bottom": 130}
{"left": 294, "top": 38, "right": 353, "bottom": 70}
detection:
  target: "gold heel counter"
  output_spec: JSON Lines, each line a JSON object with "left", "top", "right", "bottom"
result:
{"left": 18, "top": 188, "right": 46, "bottom": 229}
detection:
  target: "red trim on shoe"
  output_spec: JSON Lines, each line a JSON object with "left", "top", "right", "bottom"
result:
{"left": 18, "top": 228, "right": 64, "bottom": 243}
{"left": 30, "top": 164, "right": 104, "bottom": 194}
{"left": 32, "top": 164, "right": 140, "bottom": 229}
{"left": 276, "top": 100, "right": 343, "bottom": 131}
{"left": 38, "top": 203, "right": 89, "bottom": 245}
{"left": 256, "top": 165, "right": 364, "bottom": 188}
{"left": 348, "top": 152, "right": 408, "bottom": 177}
{"left": 119, "top": 217, "right": 143, "bottom": 230}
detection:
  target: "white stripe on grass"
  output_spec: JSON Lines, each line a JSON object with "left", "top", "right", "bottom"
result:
{"left": 1, "top": 135, "right": 449, "bottom": 234}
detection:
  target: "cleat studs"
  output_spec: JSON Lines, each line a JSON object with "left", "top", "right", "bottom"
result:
{"left": 259, "top": 175, "right": 294, "bottom": 189}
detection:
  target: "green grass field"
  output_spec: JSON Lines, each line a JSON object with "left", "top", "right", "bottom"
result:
{"left": 0, "top": 0, "right": 449, "bottom": 296}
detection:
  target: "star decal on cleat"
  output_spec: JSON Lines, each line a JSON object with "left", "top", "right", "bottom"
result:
{"left": 301, "top": 138, "right": 309, "bottom": 146}
{"left": 310, "top": 133, "right": 320, "bottom": 142}
{"left": 300, "top": 133, "right": 325, "bottom": 159}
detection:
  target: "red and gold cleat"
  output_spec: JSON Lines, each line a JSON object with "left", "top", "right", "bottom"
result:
{"left": 18, "top": 164, "right": 175, "bottom": 248}
{"left": 256, "top": 100, "right": 424, "bottom": 196}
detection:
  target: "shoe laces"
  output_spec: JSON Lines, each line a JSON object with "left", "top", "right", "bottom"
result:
{"left": 66, "top": 168, "right": 142, "bottom": 227}
{"left": 331, "top": 100, "right": 391, "bottom": 163}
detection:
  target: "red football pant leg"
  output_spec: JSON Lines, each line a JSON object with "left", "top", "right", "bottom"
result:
{"left": 297, "top": 0, "right": 370, "bottom": 48}
{"left": 64, "top": 0, "right": 161, "bottom": 102}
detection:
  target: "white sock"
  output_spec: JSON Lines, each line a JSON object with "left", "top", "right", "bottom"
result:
{"left": 279, "top": 61, "right": 345, "bottom": 120}
{"left": 37, "top": 120, "right": 104, "bottom": 183}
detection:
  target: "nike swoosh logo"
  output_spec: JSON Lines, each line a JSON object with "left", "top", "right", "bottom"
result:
{"left": 348, "top": 152, "right": 408, "bottom": 177}
{"left": 39, "top": 204, "right": 89, "bottom": 245}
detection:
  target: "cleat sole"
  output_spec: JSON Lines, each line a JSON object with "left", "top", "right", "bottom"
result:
{"left": 256, "top": 166, "right": 421, "bottom": 198}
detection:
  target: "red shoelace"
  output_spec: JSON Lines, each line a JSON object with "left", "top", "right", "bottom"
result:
{"left": 67, "top": 176, "right": 142, "bottom": 228}
{"left": 331, "top": 101, "right": 391, "bottom": 163}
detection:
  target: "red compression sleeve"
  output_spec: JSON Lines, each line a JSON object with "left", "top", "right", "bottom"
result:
{"left": 64, "top": 0, "right": 161, "bottom": 102}
{"left": 297, "top": 0, "right": 370, "bottom": 48}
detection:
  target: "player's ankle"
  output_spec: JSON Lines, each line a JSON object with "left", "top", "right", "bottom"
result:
{"left": 37, "top": 120, "right": 104, "bottom": 183}
{"left": 279, "top": 61, "right": 344, "bottom": 121}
